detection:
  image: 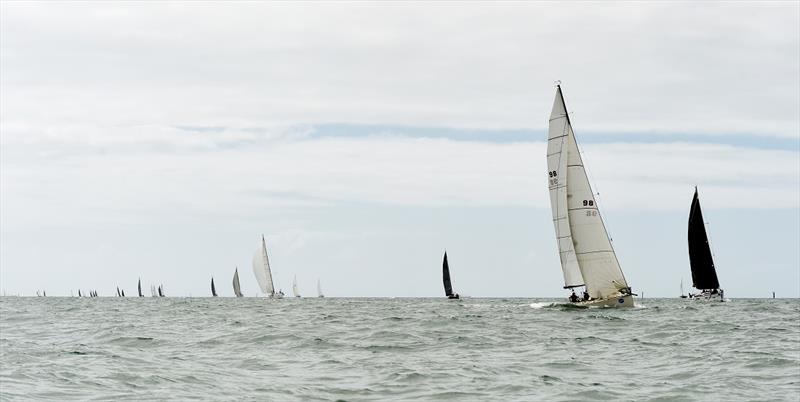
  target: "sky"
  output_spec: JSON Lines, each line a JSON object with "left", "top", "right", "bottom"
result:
{"left": 1, "top": 2, "right": 798, "bottom": 298}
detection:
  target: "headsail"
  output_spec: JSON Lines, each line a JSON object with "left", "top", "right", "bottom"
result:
{"left": 232, "top": 267, "right": 243, "bottom": 297}
{"left": 688, "top": 187, "right": 720, "bottom": 289}
{"left": 442, "top": 252, "right": 454, "bottom": 297}
{"left": 252, "top": 235, "right": 275, "bottom": 296}
{"left": 211, "top": 277, "right": 218, "bottom": 297}
{"left": 548, "top": 86, "right": 629, "bottom": 299}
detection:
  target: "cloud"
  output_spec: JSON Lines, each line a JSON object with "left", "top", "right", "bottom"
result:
{"left": 1, "top": 2, "right": 798, "bottom": 137}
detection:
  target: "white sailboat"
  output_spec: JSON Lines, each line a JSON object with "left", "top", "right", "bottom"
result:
{"left": 317, "top": 279, "right": 325, "bottom": 298}
{"left": 547, "top": 84, "right": 634, "bottom": 307}
{"left": 292, "top": 275, "right": 301, "bottom": 298}
{"left": 253, "top": 235, "right": 284, "bottom": 299}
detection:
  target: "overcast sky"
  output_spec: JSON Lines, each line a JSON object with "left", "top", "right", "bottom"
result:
{"left": 1, "top": 2, "right": 798, "bottom": 298}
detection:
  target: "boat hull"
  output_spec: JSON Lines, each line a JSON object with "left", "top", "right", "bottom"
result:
{"left": 687, "top": 289, "right": 725, "bottom": 302}
{"left": 573, "top": 293, "right": 634, "bottom": 308}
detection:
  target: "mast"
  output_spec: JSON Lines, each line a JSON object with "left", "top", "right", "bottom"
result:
{"left": 442, "top": 251, "right": 454, "bottom": 297}
{"left": 688, "top": 187, "right": 720, "bottom": 290}
{"left": 548, "top": 85, "right": 629, "bottom": 299}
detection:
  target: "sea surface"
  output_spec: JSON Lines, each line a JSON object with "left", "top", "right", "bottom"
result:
{"left": 1, "top": 297, "right": 798, "bottom": 401}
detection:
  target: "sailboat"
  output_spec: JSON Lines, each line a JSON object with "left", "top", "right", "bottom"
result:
{"left": 78, "top": 289, "right": 82, "bottom": 297}
{"left": 150, "top": 284, "right": 157, "bottom": 297}
{"left": 252, "top": 235, "right": 284, "bottom": 299}
{"left": 442, "top": 251, "right": 460, "bottom": 299}
{"left": 158, "top": 284, "right": 165, "bottom": 297}
{"left": 547, "top": 84, "right": 634, "bottom": 307}
{"left": 292, "top": 275, "right": 301, "bottom": 298}
{"left": 117, "top": 287, "right": 121, "bottom": 297}
{"left": 679, "top": 278, "right": 688, "bottom": 298}
{"left": 317, "top": 279, "right": 325, "bottom": 298}
{"left": 233, "top": 267, "right": 244, "bottom": 297}
{"left": 687, "top": 187, "right": 724, "bottom": 301}
{"left": 121, "top": 289, "right": 125, "bottom": 297}
{"left": 211, "top": 277, "right": 218, "bottom": 297}
{"left": 138, "top": 278, "right": 143, "bottom": 297}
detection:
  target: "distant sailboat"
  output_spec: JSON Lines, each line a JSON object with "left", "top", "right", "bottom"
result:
{"left": 547, "top": 84, "right": 634, "bottom": 307}
{"left": 117, "top": 287, "right": 121, "bottom": 297}
{"left": 211, "top": 277, "right": 218, "bottom": 297}
{"left": 150, "top": 285, "right": 157, "bottom": 297}
{"left": 78, "top": 289, "right": 82, "bottom": 297}
{"left": 121, "top": 289, "right": 125, "bottom": 297}
{"left": 687, "top": 187, "right": 724, "bottom": 301}
{"left": 292, "top": 275, "right": 301, "bottom": 298}
{"left": 253, "top": 235, "right": 284, "bottom": 299}
{"left": 233, "top": 267, "right": 244, "bottom": 298}
{"left": 679, "top": 279, "right": 688, "bottom": 298}
{"left": 158, "top": 285, "right": 165, "bottom": 297}
{"left": 442, "top": 251, "right": 459, "bottom": 299}
{"left": 138, "top": 278, "right": 144, "bottom": 297}
{"left": 317, "top": 279, "right": 325, "bottom": 298}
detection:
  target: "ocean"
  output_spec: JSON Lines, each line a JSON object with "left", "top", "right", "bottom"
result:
{"left": 1, "top": 297, "right": 798, "bottom": 401}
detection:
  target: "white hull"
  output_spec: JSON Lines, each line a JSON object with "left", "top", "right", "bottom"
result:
{"left": 270, "top": 292, "right": 284, "bottom": 299}
{"left": 572, "top": 293, "right": 634, "bottom": 308}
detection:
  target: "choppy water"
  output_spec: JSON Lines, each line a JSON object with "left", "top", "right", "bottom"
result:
{"left": 1, "top": 297, "right": 798, "bottom": 401}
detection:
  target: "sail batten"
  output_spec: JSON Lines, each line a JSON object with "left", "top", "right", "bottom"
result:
{"left": 547, "top": 85, "right": 629, "bottom": 299}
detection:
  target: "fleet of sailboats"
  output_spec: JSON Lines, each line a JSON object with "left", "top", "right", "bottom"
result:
{"left": 687, "top": 187, "right": 725, "bottom": 301}
{"left": 547, "top": 84, "right": 634, "bottom": 307}
{"left": 8, "top": 85, "right": 737, "bottom": 303}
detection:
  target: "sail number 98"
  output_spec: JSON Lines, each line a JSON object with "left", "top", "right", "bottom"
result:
{"left": 548, "top": 170, "right": 558, "bottom": 186}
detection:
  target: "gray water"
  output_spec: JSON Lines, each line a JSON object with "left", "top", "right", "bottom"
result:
{"left": 1, "top": 297, "right": 798, "bottom": 401}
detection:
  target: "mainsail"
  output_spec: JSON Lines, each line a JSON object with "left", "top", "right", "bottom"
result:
{"left": 442, "top": 252, "right": 454, "bottom": 297}
{"left": 688, "top": 187, "right": 720, "bottom": 290}
{"left": 211, "top": 277, "right": 218, "bottom": 297}
{"left": 137, "top": 279, "right": 143, "bottom": 297}
{"left": 252, "top": 235, "right": 275, "bottom": 296}
{"left": 292, "top": 275, "right": 300, "bottom": 297}
{"left": 547, "top": 85, "right": 629, "bottom": 299}
{"left": 233, "top": 268, "right": 243, "bottom": 298}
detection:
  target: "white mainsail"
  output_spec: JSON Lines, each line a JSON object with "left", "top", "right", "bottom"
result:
{"left": 292, "top": 275, "right": 300, "bottom": 297}
{"left": 233, "top": 267, "right": 243, "bottom": 297}
{"left": 547, "top": 85, "right": 629, "bottom": 299}
{"left": 252, "top": 235, "right": 275, "bottom": 296}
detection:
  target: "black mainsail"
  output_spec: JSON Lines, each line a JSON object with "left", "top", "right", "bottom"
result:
{"left": 443, "top": 252, "right": 453, "bottom": 297}
{"left": 211, "top": 277, "right": 218, "bottom": 297}
{"left": 688, "top": 187, "right": 720, "bottom": 290}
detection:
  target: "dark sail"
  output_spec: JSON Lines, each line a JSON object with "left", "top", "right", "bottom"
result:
{"left": 138, "top": 279, "right": 143, "bottom": 297}
{"left": 211, "top": 277, "right": 218, "bottom": 297}
{"left": 121, "top": 289, "right": 125, "bottom": 297}
{"left": 688, "top": 188, "right": 720, "bottom": 289}
{"left": 442, "top": 252, "right": 453, "bottom": 297}
{"left": 158, "top": 285, "right": 164, "bottom": 297}
{"left": 117, "top": 287, "right": 121, "bottom": 297}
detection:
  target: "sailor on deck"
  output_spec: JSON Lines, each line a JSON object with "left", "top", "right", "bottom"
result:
{"left": 569, "top": 290, "right": 579, "bottom": 303}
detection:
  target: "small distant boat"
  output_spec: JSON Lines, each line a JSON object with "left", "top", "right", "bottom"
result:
{"left": 36, "top": 290, "right": 41, "bottom": 297}
{"left": 292, "top": 275, "right": 301, "bottom": 298}
{"left": 442, "top": 251, "right": 459, "bottom": 299}
{"left": 679, "top": 279, "right": 688, "bottom": 299}
{"left": 158, "top": 284, "right": 165, "bottom": 297}
{"left": 687, "top": 187, "right": 724, "bottom": 301}
{"left": 121, "top": 289, "right": 125, "bottom": 297}
{"left": 253, "top": 235, "right": 284, "bottom": 299}
{"left": 78, "top": 289, "right": 82, "bottom": 298}
{"left": 233, "top": 267, "right": 244, "bottom": 298}
{"left": 317, "top": 279, "right": 325, "bottom": 298}
{"left": 150, "top": 285, "right": 157, "bottom": 297}
{"left": 211, "top": 277, "right": 218, "bottom": 297}
{"left": 43, "top": 290, "right": 46, "bottom": 297}
{"left": 547, "top": 84, "right": 634, "bottom": 307}
{"left": 117, "top": 287, "right": 121, "bottom": 297}
{"left": 138, "top": 278, "right": 144, "bottom": 297}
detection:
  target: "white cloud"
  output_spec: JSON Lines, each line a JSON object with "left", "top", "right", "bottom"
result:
{"left": 1, "top": 2, "right": 798, "bottom": 137}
